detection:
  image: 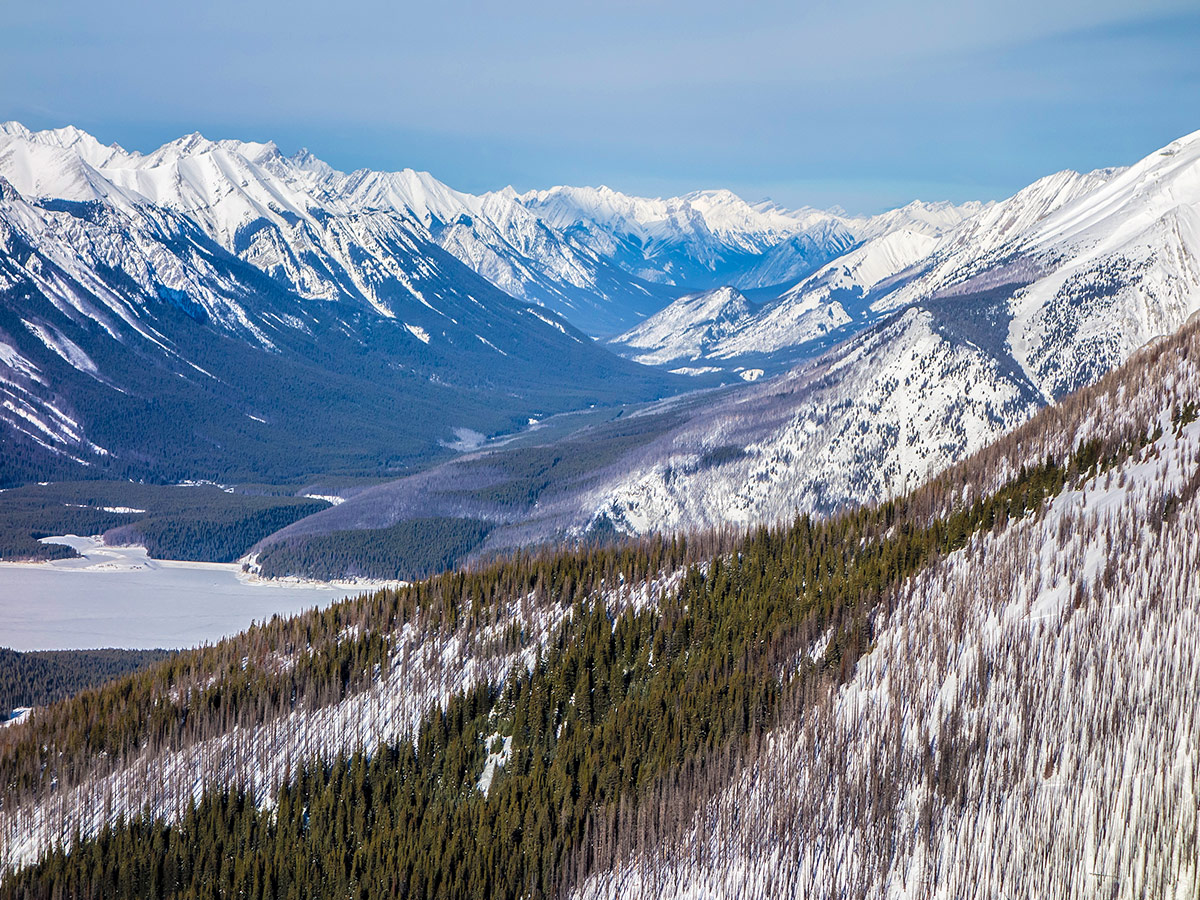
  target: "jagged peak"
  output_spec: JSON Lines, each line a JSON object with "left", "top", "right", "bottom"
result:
{"left": 160, "top": 131, "right": 216, "bottom": 155}
{"left": 0, "top": 174, "right": 22, "bottom": 202}
{"left": 0, "top": 121, "right": 33, "bottom": 139}
{"left": 0, "top": 122, "right": 130, "bottom": 163}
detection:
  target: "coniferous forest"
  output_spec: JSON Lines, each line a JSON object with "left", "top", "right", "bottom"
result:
{"left": 0, "top": 444, "right": 1093, "bottom": 899}
{"left": 0, "top": 648, "right": 173, "bottom": 720}
{"left": 0, "top": 483, "right": 331, "bottom": 563}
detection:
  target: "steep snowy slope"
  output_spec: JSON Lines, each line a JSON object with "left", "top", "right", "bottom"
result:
{"left": 305, "top": 163, "right": 675, "bottom": 335}
{"left": 577, "top": 319, "right": 1200, "bottom": 900}
{"left": 1009, "top": 132, "right": 1200, "bottom": 398}
{"left": 589, "top": 306, "right": 1043, "bottom": 534}
{"left": 845, "top": 135, "right": 1200, "bottom": 406}
{"left": 706, "top": 228, "right": 941, "bottom": 362}
{"left": 609, "top": 286, "right": 756, "bottom": 367}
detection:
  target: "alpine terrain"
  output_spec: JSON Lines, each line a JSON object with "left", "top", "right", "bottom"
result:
{"left": 2, "top": 271, "right": 1198, "bottom": 900}
{"left": 0, "top": 117, "right": 1198, "bottom": 899}
{"left": 237, "top": 131, "right": 1200, "bottom": 580}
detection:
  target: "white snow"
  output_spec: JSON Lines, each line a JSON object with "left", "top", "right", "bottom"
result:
{"left": 404, "top": 323, "right": 431, "bottom": 344}
{"left": 477, "top": 734, "right": 513, "bottom": 796}
{"left": 0, "top": 536, "right": 352, "bottom": 651}
{"left": 302, "top": 494, "right": 344, "bottom": 506}
{"left": 1, "top": 708, "right": 31, "bottom": 728}
{"left": 615, "top": 287, "right": 754, "bottom": 366}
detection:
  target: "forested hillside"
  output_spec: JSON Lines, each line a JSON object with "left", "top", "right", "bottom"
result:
{"left": 0, "top": 482, "right": 330, "bottom": 562}
{"left": 2, "top": 317, "right": 1198, "bottom": 898}
{"left": 0, "top": 649, "right": 172, "bottom": 720}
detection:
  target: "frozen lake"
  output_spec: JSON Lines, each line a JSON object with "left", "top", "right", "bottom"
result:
{"left": 0, "top": 536, "right": 367, "bottom": 651}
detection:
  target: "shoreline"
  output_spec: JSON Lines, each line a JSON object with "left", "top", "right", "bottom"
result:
{"left": 0, "top": 535, "right": 405, "bottom": 593}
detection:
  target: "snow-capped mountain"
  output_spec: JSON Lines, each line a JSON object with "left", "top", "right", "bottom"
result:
{"left": 585, "top": 134, "right": 1200, "bottom": 533}
{"left": 516, "top": 187, "right": 982, "bottom": 293}
{"left": 609, "top": 286, "right": 756, "bottom": 368}
{"left": 0, "top": 122, "right": 675, "bottom": 337}
{"left": 589, "top": 305, "right": 1044, "bottom": 535}
{"left": 604, "top": 210, "right": 982, "bottom": 373}
{"left": 612, "top": 133, "right": 1200, "bottom": 387}
{"left": 303, "top": 130, "right": 1200, "bottom": 554}
{"left": 0, "top": 124, "right": 679, "bottom": 484}
{"left": 513, "top": 185, "right": 861, "bottom": 290}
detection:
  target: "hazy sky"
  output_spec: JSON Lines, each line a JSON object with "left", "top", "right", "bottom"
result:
{"left": 4, "top": 1, "right": 1199, "bottom": 212}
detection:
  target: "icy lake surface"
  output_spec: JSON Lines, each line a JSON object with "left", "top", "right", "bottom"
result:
{"left": 0, "top": 536, "right": 359, "bottom": 651}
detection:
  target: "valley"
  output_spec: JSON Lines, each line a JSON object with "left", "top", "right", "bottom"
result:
{"left": 1, "top": 115, "right": 1199, "bottom": 900}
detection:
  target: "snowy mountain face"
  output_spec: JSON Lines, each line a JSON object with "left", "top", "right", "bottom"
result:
{"left": 602, "top": 207, "right": 986, "bottom": 375}
{"left": 608, "top": 230, "right": 942, "bottom": 372}
{"left": 0, "top": 123, "right": 675, "bottom": 338}
{"left": 0, "top": 124, "right": 679, "bottom": 484}
{"left": 296, "top": 132, "right": 1200, "bottom": 553}
{"left": 609, "top": 286, "right": 756, "bottom": 369}
{"left": 587, "top": 135, "right": 1200, "bottom": 533}
{"left": 588, "top": 305, "right": 1044, "bottom": 535}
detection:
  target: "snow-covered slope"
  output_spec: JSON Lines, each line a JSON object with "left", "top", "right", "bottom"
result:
{"left": 590, "top": 306, "right": 1042, "bottom": 534}
{"left": 606, "top": 167, "right": 1123, "bottom": 375}
{"left": 610, "top": 287, "right": 755, "bottom": 367}
{"left": 604, "top": 132, "right": 1200, "bottom": 453}
{"left": 577, "top": 321, "right": 1200, "bottom": 900}
{"left": 710, "top": 228, "right": 941, "bottom": 361}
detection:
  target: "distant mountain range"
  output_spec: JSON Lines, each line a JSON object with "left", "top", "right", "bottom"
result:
{"left": 0, "top": 122, "right": 976, "bottom": 488}
{"left": 3, "top": 122, "right": 1200, "bottom": 555}
{"left": 0, "top": 123, "right": 692, "bottom": 485}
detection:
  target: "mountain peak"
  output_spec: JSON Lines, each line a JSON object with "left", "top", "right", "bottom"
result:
{"left": 0, "top": 174, "right": 22, "bottom": 202}
{"left": 163, "top": 132, "right": 216, "bottom": 155}
{"left": 0, "top": 121, "right": 32, "bottom": 139}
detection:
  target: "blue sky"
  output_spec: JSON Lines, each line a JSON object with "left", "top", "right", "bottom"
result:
{"left": 4, "top": 0, "right": 1199, "bottom": 213}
